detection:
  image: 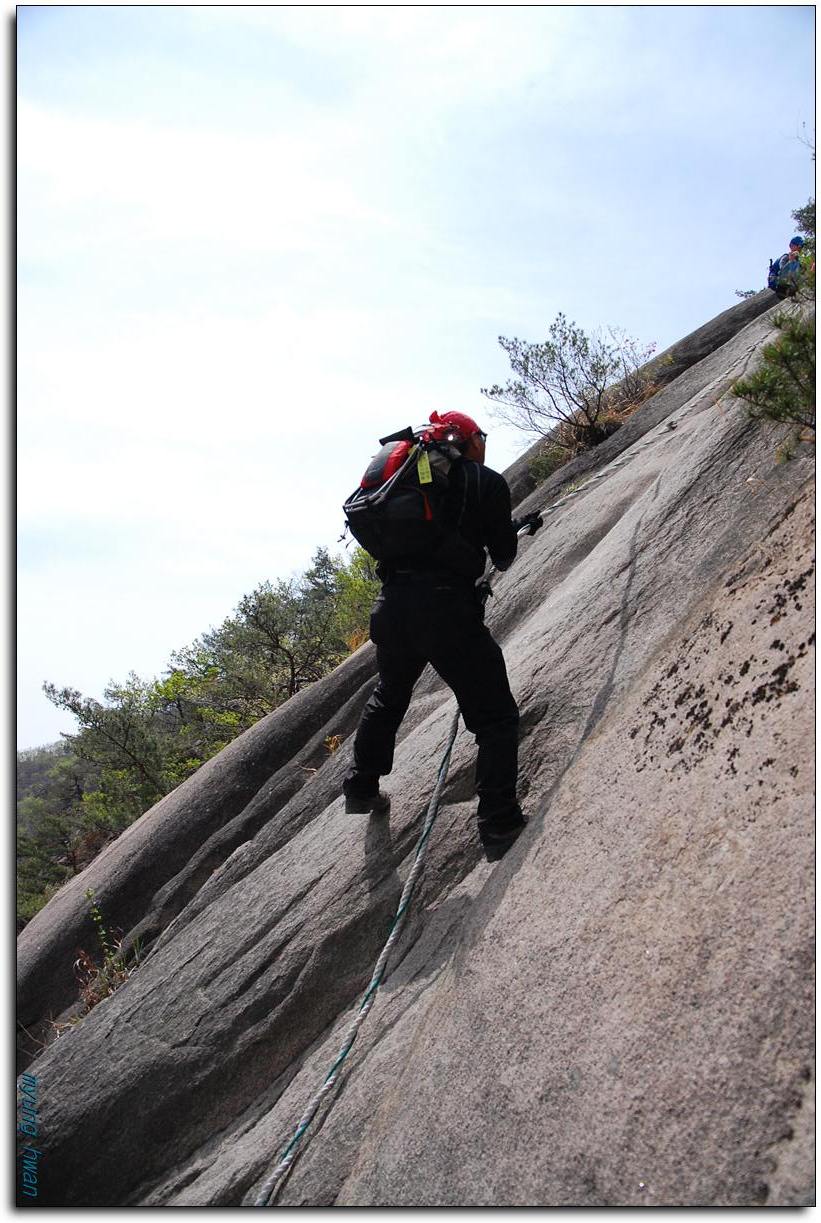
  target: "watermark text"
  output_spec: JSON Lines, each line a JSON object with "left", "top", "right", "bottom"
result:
{"left": 18, "top": 1074, "right": 41, "bottom": 1199}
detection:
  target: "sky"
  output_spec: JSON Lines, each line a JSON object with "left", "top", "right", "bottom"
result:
{"left": 16, "top": 5, "right": 815, "bottom": 750}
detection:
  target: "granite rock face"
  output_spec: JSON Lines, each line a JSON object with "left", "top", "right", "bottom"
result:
{"left": 16, "top": 640, "right": 379, "bottom": 1064}
{"left": 17, "top": 293, "right": 814, "bottom": 1207}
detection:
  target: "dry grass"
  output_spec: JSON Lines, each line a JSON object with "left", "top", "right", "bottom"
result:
{"left": 530, "top": 379, "right": 661, "bottom": 483}
{"left": 345, "top": 626, "right": 370, "bottom": 652}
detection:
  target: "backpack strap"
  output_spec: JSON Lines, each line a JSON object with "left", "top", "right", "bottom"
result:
{"left": 457, "top": 462, "right": 469, "bottom": 528}
{"left": 379, "top": 426, "right": 415, "bottom": 446}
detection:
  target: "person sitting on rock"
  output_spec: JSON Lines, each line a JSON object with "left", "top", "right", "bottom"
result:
{"left": 768, "top": 236, "right": 805, "bottom": 299}
{"left": 342, "top": 410, "right": 542, "bottom": 862}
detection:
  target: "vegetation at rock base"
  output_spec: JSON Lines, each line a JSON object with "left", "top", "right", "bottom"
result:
{"left": 70, "top": 890, "right": 142, "bottom": 1019}
{"left": 17, "top": 546, "right": 380, "bottom": 926}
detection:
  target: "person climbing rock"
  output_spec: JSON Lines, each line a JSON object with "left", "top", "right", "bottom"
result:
{"left": 768, "top": 236, "right": 805, "bottom": 299}
{"left": 342, "top": 410, "right": 542, "bottom": 862}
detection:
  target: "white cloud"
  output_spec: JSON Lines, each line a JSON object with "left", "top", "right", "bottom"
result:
{"left": 18, "top": 100, "right": 393, "bottom": 261}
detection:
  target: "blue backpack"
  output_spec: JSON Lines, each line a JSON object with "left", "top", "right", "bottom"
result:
{"left": 767, "top": 255, "right": 784, "bottom": 291}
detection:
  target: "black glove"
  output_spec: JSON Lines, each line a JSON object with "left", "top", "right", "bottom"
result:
{"left": 512, "top": 511, "right": 544, "bottom": 536}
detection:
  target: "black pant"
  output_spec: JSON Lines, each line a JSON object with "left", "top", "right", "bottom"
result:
{"left": 344, "top": 577, "right": 522, "bottom": 840}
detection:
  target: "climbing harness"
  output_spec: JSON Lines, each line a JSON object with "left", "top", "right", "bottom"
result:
{"left": 254, "top": 427, "right": 674, "bottom": 1205}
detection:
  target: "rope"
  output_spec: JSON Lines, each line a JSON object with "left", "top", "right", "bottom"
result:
{"left": 254, "top": 708, "right": 462, "bottom": 1207}
{"left": 533, "top": 424, "right": 673, "bottom": 520}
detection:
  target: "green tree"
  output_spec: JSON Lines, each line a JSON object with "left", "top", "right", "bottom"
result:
{"left": 43, "top": 674, "right": 168, "bottom": 814}
{"left": 731, "top": 182, "right": 816, "bottom": 444}
{"left": 791, "top": 196, "right": 815, "bottom": 295}
{"left": 792, "top": 198, "right": 815, "bottom": 245}
{"left": 23, "top": 545, "right": 379, "bottom": 924}
{"left": 172, "top": 547, "right": 349, "bottom": 723}
{"left": 333, "top": 547, "right": 380, "bottom": 649}
{"left": 481, "top": 313, "right": 656, "bottom": 451}
{"left": 731, "top": 308, "right": 815, "bottom": 434}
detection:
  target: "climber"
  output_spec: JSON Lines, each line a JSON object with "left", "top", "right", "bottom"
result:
{"left": 768, "top": 236, "right": 805, "bottom": 299}
{"left": 342, "top": 410, "right": 543, "bottom": 862}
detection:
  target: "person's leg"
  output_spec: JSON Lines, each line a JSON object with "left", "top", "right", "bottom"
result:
{"left": 422, "top": 593, "right": 524, "bottom": 849}
{"left": 344, "top": 644, "right": 426, "bottom": 797}
{"left": 343, "top": 590, "right": 426, "bottom": 801}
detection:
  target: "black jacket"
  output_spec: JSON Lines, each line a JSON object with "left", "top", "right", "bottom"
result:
{"left": 378, "top": 459, "right": 518, "bottom": 583}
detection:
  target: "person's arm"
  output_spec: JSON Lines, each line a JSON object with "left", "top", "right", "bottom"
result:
{"left": 481, "top": 471, "right": 518, "bottom": 571}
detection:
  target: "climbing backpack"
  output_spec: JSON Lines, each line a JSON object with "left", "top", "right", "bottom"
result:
{"left": 768, "top": 253, "right": 801, "bottom": 297}
{"left": 763, "top": 253, "right": 787, "bottom": 291}
{"left": 342, "top": 425, "right": 462, "bottom": 561}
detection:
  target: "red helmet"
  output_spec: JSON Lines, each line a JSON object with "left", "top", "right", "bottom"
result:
{"left": 423, "top": 410, "right": 483, "bottom": 447}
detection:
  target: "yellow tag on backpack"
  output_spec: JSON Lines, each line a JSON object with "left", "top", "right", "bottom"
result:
{"left": 417, "top": 451, "right": 433, "bottom": 485}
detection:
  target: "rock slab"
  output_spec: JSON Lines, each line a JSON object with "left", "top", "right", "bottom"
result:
{"left": 17, "top": 295, "right": 814, "bottom": 1207}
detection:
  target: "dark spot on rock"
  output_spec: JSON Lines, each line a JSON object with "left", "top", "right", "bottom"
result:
{"left": 770, "top": 639, "right": 785, "bottom": 651}
{"left": 751, "top": 653, "right": 800, "bottom": 704}
{"left": 666, "top": 663, "right": 679, "bottom": 678}
{"left": 719, "top": 622, "right": 733, "bottom": 644}
{"left": 771, "top": 660, "right": 795, "bottom": 684}
{"left": 762, "top": 758, "right": 774, "bottom": 768}
{"left": 752, "top": 1182, "right": 770, "bottom": 1205}
{"left": 786, "top": 566, "right": 814, "bottom": 597}
{"left": 739, "top": 660, "right": 751, "bottom": 677}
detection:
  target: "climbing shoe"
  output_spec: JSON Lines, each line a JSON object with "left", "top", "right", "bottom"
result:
{"left": 481, "top": 815, "right": 528, "bottom": 862}
{"left": 344, "top": 790, "right": 391, "bottom": 816}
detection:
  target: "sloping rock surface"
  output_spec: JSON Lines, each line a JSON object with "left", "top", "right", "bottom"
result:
{"left": 17, "top": 293, "right": 814, "bottom": 1207}
{"left": 14, "top": 288, "right": 779, "bottom": 1055}
{"left": 16, "top": 637, "right": 379, "bottom": 1063}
